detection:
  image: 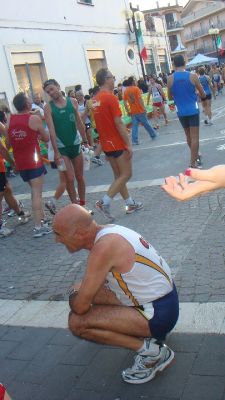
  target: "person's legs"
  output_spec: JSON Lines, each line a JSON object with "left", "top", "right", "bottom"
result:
{"left": 45, "top": 172, "right": 67, "bottom": 215}
{"left": 137, "top": 113, "right": 156, "bottom": 139}
{"left": 86, "top": 126, "right": 94, "bottom": 147}
{"left": 61, "top": 156, "right": 78, "bottom": 203}
{"left": 152, "top": 106, "right": 159, "bottom": 128}
{"left": 131, "top": 115, "right": 139, "bottom": 144}
{"left": 3, "top": 183, "right": 23, "bottom": 214}
{"left": 108, "top": 155, "right": 130, "bottom": 200}
{"left": 206, "top": 99, "right": 212, "bottom": 122}
{"left": 189, "top": 125, "right": 199, "bottom": 167}
{"left": 107, "top": 151, "right": 132, "bottom": 199}
{"left": 159, "top": 104, "right": 168, "bottom": 124}
{"left": 71, "top": 152, "right": 86, "bottom": 205}
{"left": 29, "top": 175, "right": 45, "bottom": 227}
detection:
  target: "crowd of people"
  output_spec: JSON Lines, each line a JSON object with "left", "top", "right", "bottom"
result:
{"left": 1, "top": 54, "right": 225, "bottom": 390}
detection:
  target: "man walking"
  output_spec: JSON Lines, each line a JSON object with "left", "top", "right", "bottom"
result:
{"left": 123, "top": 76, "right": 156, "bottom": 145}
{"left": 53, "top": 204, "right": 179, "bottom": 385}
{"left": 43, "top": 79, "right": 88, "bottom": 207}
{"left": 167, "top": 55, "right": 206, "bottom": 169}
{"left": 92, "top": 69, "right": 143, "bottom": 221}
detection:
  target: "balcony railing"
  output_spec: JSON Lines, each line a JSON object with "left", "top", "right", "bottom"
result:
{"left": 187, "top": 44, "right": 216, "bottom": 58}
{"left": 185, "top": 20, "right": 225, "bottom": 41}
{"left": 166, "top": 21, "right": 183, "bottom": 31}
{"left": 182, "top": 2, "right": 224, "bottom": 25}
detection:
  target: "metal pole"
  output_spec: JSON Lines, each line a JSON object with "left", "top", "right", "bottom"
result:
{"left": 130, "top": 3, "right": 146, "bottom": 82}
{"left": 214, "top": 34, "right": 221, "bottom": 65}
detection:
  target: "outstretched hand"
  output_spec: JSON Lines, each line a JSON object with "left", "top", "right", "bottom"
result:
{"left": 161, "top": 165, "right": 225, "bottom": 201}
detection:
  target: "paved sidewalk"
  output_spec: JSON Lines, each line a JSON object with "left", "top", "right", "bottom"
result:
{"left": 1, "top": 183, "right": 225, "bottom": 400}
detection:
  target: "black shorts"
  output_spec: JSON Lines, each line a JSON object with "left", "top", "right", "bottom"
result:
{"left": 104, "top": 150, "right": 124, "bottom": 158}
{"left": 19, "top": 165, "right": 47, "bottom": 182}
{"left": 201, "top": 94, "right": 212, "bottom": 101}
{"left": 178, "top": 114, "right": 199, "bottom": 129}
{"left": 0, "top": 172, "right": 7, "bottom": 192}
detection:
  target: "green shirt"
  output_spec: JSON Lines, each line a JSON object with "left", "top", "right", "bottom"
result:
{"left": 50, "top": 97, "right": 80, "bottom": 148}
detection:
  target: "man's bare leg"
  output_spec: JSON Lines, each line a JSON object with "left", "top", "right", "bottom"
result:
{"left": 106, "top": 152, "right": 132, "bottom": 199}
{"left": 108, "top": 156, "right": 130, "bottom": 200}
{"left": 62, "top": 156, "right": 77, "bottom": 203}
{"left": 189, "top": 125, "right": 199, "bottom": 167}
{"left": 72, "top": 153, "right": 85, "bottom": 204}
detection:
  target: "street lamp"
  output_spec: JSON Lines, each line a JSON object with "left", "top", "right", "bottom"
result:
{"left": 208, "top": 26, "right": 221, "bottom": 65}
{"left": 126, "top": 3, "right": 146, "bottom": 82}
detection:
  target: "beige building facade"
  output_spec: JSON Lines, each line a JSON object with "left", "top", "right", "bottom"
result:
{"left": 182, "top": 0, "right": 225, "bottom": 61}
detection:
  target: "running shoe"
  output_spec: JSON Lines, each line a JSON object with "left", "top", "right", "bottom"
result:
{"left": 45, "top": 200, "right": 56, "bottom": 215}
{"left": 122, "top": 344, "right": 174, "bottom": 384}
{"left": 2, "top": 205, "right": 11, "bottom": 215}
{"left": 95, "top": 200, "right": 115, "bottom": 222}
{"left": 0, "top": 226, "right": 14, "bottom": 237}
{"left": 91, "top": 157, "right": 104, "bottom": 166}
{"left": 18, "top": 211, "right": 31, "bottom": 224}
{"left": 204, "top": 119, "right": 208, "bottom": 125}
{"left": 126, "top": 201, "right": 143, "bottom": 214}
{"left": 7, "top": 201, "right": 24, "bottom": 217}
{"left": 33, "top": 225, "right": 53, "bottom": 238}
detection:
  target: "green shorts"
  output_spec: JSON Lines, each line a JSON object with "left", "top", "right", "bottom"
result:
{"left": 59, "top": 145, "right": 81, "bottom": 160}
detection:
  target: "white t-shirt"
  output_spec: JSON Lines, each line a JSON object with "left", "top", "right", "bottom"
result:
{"left": 95, "top": 225, "right": 173, "bottom": 306}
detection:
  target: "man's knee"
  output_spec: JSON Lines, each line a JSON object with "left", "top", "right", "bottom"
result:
{"left": 68, "top": 311, "right": 85, "bottom": 338}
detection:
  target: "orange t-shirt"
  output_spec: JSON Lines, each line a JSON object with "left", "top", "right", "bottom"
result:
{"left": 92, "top": 91, "right": 127, "bottom": 152}
{"left": 123, "top": 86, "right": 145, "bottom": 115}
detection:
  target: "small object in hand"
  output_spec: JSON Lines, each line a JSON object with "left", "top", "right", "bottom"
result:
{"left": 57, "top": 159, "right": 67, "bottom": 172}
{"left": 185, "top": 169, "right": 191, "bottom": 176}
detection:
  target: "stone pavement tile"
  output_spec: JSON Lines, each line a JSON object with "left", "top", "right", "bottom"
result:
{"left": 49, "top": 328, "right": 75, "bottom": 346}
{"left": 106, "top": 352, "right": 195, "bottom": 400}
{"left": 0, "top": 358, "right": 28, "bottom": 384}
{"left": 61, "top": 338, "right": 99, "bottom": 366}
{"left": 15, "top": 344, "right": 70, "bottom": 384}
{"left": 8, "top": 382, "right": 41, "bottom": 400}
{"left": 76, "top": 348, "right": 128, "bottom": 392}
{"left": 65, "top": 389, "right": 102, "bottom": 400}
{"left": 192, "top": 335, "right": 225, "bottom": 376}
{"left": 0, "top": 325, "right": 11, "bottom": 339}
{"left": 31, "top": 365, "right": 85, "bottom": 400}
{"left": 0, "top": 326, "right": 29, "bottom": 342}
{"left": 0, "top": 340, "right": 19, "bottom": 358}
{"left": 181, "top": 375, "right": 225, "bottom": 400}
{"left": 167, "top": 333, "right": 204, "bottom": 353}
{"left": 7, "top": 327, "right": 56, "bottom": 361}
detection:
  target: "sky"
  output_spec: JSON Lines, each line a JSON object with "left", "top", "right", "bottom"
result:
{"left": 136, "top": 0, "right": 189, "bottom": 10}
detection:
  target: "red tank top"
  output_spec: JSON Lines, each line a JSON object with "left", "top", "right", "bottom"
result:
{"left": 8, "top": 114, "right": 43, "bottom": 170}
{"left": 0, "top": 154, "right": 5, "bottom": 173}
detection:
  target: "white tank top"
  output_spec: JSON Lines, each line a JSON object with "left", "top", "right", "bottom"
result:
{"left": 151, "top": 85, "right": 163, "bottom": 103}
{"left": 95, "top": 225, "right": 173, "bottom": 306}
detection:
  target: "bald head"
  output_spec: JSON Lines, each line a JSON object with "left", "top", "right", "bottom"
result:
{"left": 53, "top": 204, "right": 97, "bottom": 252}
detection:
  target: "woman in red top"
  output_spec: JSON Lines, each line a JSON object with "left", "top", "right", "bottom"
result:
{"left": 7, "top": 93, "right": 50, "bottom": 238}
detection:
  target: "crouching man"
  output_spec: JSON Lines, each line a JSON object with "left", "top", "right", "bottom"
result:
{"left": 53, "top": 204, "right": 179, "bottom": 384}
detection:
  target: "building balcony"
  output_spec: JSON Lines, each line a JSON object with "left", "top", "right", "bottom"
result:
{"left": 185, "top": 20, "right": 225, "bottom": 42}
{"left": 166, "top": 21, "right": 184, "bottom": 32}
{"left": 187, "top": 44, "right": 216, "bottom": 59}
{"left": 182, "top": 2, "right": 224, "bottom": 25}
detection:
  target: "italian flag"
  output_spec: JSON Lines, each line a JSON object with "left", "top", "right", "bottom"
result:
{"left": 216, "top": 35, "right": 224, "bottom": 56}
{"left": 137, "top": 28, "right": 148, "bottom": 61}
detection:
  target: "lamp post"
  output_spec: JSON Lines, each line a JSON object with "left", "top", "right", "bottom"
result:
{"left": 208, "top": 26, "right": 220, "bottom": 65}
{"left": 126, "top": 3, "right": 146, "bottom": 82}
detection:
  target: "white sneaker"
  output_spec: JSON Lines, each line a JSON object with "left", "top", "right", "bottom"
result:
{"left": 33, "top": 225, "right": 52, "bottom": 238}
{"left": 45, "top": 200, "right": 56, "bottom": 215}
{"left": 126, "top": 201, "right": 143, "bottom": 214}
{"left": 95, "top": 200, "right": 115, "bottom": 222}
{"left": 122, "top": 343, "right": 174, "bottom": 384}
{"left": 0, "top": 226, "right": 14, "bottom": 237}
{"left": 18, "top": 211, "right": 31, "bottom": 224}
{"left": 8, "top": 201, "right": 24, "bottom": 217}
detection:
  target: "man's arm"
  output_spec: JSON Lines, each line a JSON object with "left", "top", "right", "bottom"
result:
{"left": 167, "top": 76, "right": 174, "bottom": 101}
{"left": 44, "top": 104, "right": 61, "bottom": 161}
{"left": 114, "top": 116, "right": 132, "bottom": 158}
{"left": 161, "top": 165, "right": 225, "bottom": 201}
{"left": 71, "top": 99, "right": 88, "bottom": 143}
{"left": 29, "top": 115, "right": 49, "bottom": 142}
{"left": 69, "top": 239, "right": 116, "bottom": 314}
{"left": 191, "top": 74, "right": 206, "bottom": 98}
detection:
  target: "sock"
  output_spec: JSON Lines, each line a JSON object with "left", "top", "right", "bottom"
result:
{"left": 102, "top": 194, "right": 111, "bottom": 206}
{"left": 138, "top": 338, "right": 160, "bottom": 356}
{"left": 125, "top": 197, "right": 135, "bottom": 206}
{"left": 35, "top": 225, "right": 41, "bottom": 230}
{"left": 79, "top": 200, "right": 85, "bottom": 206}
